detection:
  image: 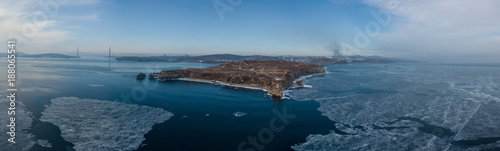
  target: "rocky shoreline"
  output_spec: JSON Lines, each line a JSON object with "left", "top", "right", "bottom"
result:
{"left": 137, "top": 60, "right": 325, "bottom": 97}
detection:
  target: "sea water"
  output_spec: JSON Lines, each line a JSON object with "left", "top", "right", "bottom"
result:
{"left": 291, "top": 63, "right": 500, "bottom": 150}
{"left": 0, "top": 57, "right": 335, "bottom": 151}
{"left": 1, "top": 58, "right": 499, "bottom": 150}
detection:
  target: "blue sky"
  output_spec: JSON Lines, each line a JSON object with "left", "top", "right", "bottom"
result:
{"left": 59, "top": 0, "right": 375, "bottom": 56}
{"left": 1, "top": 0, "right": 500, "bottom": 63}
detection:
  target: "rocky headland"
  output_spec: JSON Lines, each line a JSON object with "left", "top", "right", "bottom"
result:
{"left": 140, "top": 60, "right": 325, "bottom": 98}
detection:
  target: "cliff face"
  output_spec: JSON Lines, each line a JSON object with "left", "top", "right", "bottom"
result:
{"left": 152, "top": 60, "right": 325, "bottom": 97}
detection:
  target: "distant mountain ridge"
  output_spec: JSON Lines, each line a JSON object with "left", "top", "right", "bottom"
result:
{"left": 116, "top": 54, "right": 280, "bottom": 63}
{"left": 0, "top": 52, "right": 78, "bottom": 58}
{"left": 115, "top": 53, "right": 402, "bottom": 65}
{"left": 177, "top": 54, "right": 280, "bottom": 63}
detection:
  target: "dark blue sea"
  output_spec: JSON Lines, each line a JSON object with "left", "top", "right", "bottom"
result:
{"left": 1, "top": 57, "right": 499, "bottom": 150}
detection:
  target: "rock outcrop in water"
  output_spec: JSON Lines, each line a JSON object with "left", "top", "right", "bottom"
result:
{"left": 296, "top": 80, "right": 304, "bottom": 87}
{"left": 136, "top": 72, "right": 146, "bottom": 79}
{"left": 149, "top": 60, "right": 325, "bottom": 97}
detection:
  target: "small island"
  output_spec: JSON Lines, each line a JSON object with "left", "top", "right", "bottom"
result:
{"left": 140, "top": 60, "right": 325, "bottom": 98}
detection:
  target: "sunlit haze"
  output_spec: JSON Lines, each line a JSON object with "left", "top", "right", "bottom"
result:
{"left": 1, "top": 0, "right": 499, "bottom": 63}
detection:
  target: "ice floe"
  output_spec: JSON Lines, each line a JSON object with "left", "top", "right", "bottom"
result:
{"left": 37, "top": 139, "right": 52, "bottom": 148}
{"left": 290, "top": 64, "right": 500, "bottom": 150}
{"left": 453, "top": 102, "right": 500, "bottom": 141}
{"left": 20, "top": 87, "right": 57, "bottom": 93}
{"left": 0, "top": 99, "right": 36, "bottom": 151}
{"left": 40, "top": 97, "right": 173, "bottom": 151}
{"left": 88, "top": 84, "right": 105, "bottom": 87}
{"left": 233, "top": 112, "right": 247, "bottom": 117}
{"left": 292, "top": 127, "right": 450, "bottom": 151}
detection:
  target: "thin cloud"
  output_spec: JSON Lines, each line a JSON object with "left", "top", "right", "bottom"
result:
{"left": 77, "top": 14, "right": 100, "bottom": 21}
{"left": 60, "top": 0, "right": 100, "bottom": 6}
{"left": 0, "top": 0, "right": 101, "bottom": 52}
{"left": 63, "top": 13, "right": 101, "bottom": 21}
{"left": 362, "top": 0, "right": 500, "bottom": 63}
{"left": 0, "top": 0, "right": 68, "bottom": 50}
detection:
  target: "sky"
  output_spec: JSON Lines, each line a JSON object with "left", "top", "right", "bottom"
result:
{"left": 1, "top": 0, "right": 499, "bottom": 63}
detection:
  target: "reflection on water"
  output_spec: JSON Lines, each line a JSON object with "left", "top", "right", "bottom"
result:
{"left": 272, "top": 97, "right": 283, "bottom": 104}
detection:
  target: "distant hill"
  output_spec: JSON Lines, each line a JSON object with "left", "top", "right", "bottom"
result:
{"left": 0, "top": 52, "right": 79, "bottom": 58}
{"left": 176, "top": 54, "right": 280, "bottom": 63}
{"left": 115, "top": 53, "right": 406, "bottom": 65}
{"left": 116, "top": 54, "right": 280, "bottom": 63}
{"left": 23, "top": 53, "right": 79, "bottom": 58}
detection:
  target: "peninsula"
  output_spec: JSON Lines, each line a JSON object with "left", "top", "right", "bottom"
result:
{"left": 140, "top": 60, "right": 325, "bottom": 98}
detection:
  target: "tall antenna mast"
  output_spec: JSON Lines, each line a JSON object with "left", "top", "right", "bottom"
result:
{"left": 109, "top": 47, "right": 111, "bottom": 58}
{"left": 77, "top": 47, "right": 79, "bottom": 57}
